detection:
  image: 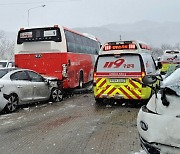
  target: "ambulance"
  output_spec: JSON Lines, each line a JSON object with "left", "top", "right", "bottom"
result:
{"left": 160, "top": 50, "right": 180, "bottom": 75}
{"left": 93, "top": 40, "right": 159, "bottom": 103}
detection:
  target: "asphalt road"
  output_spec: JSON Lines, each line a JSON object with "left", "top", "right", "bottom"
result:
{"left": 0, "top": 91, "right": 142, "bottom": 154}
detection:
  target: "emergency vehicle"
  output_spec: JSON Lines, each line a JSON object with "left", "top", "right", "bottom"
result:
{"left": 93, "top": 40, "right": 159, "bottom": 103}
{"left": 160, "top": 50, "right": 180, "bottom": 75}
{"left": 14, "top": 25, "right": 101, "bottom": 96}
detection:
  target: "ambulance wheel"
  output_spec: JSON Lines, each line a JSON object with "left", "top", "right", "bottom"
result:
{"left": 95, "top": 98, "right": 103, "bottom": 104}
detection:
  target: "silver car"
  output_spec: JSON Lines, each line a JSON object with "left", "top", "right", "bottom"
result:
{"left": 0, "top": 68, "right": 63, "bottom": 113}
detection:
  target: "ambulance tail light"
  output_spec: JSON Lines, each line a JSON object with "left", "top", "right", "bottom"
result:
{"left": 141, "top": 71, "right": 146, "bottom": 87}
{"left": 141, "top": 71, "right": 146, "bottom": 78}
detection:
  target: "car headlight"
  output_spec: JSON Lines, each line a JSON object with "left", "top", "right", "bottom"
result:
{"left": 140, "top": 120, "right": 148, "bottom": 131}
{"left": 142, "top": 105, "right": 159, "bottom": 115}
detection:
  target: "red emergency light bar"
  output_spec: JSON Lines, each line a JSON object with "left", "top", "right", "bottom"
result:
{"left": 139, "top": 43, "right": 152, "bottom": 50}
{"left": 103, "top": 44, "right": 137, "bottom": 51}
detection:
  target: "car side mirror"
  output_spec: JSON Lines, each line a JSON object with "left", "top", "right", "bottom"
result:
{"left": 142, "top": 75, "right": 157, "bottom": 85}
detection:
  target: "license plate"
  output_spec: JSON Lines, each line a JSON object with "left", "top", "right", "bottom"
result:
{"left": 109, "top": 78, "right": 126, "bottom": 83}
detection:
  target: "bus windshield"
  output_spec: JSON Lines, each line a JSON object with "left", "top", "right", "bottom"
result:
{"left": 17, "top": 27, "right": 61, "bottom": 44}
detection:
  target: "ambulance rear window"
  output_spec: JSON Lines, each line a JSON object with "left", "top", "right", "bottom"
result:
{"left": 166, "top": 51, "right": 179, "bottom": 54}
{"left": 161, "top": 54, "right": 180, "bottom": 62}
{"left": 97, "top": 54, "right": 141, "bottom": 72}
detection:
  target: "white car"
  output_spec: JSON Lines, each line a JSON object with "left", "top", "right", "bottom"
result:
{"left": 0, "top": 68, "right": 63, "bottom": 113}
{"left": 0, "top": 60, "right": 14, "bottom": 68}
{"left": 137, "top": 68, "right": 180, "bottom": 154}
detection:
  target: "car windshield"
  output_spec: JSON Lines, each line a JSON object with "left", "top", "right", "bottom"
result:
{"left": 0, "top": 69, "right": 9, "bottom": 78}
{"left": 0, "top": 62, "right": 7, "bottom": 68}
{"left": 162, "top": 68, "right": 180, "bottom": 96}
{"left": 0, "top": 68, "right": 16, "bottom": 78}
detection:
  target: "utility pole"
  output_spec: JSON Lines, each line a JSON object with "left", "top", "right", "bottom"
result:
{"left": 28, "top": 5, "right": 46, "bottom": 27}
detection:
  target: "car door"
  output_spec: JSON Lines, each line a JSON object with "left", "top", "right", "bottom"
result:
{"left": 26, "top": 71, "right": 50, "bottom": 101}
{"left": 10, "top": 71, "right": 34, "bottom": 103}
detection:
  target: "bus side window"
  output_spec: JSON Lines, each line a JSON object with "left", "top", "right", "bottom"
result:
{"left": 82, "top": 36, "right": 88, "bottom": 54}
{"left": 65, "top": 30, "right": 75, "bottom": 53}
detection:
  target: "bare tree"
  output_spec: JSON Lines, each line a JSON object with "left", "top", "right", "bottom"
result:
{"left": 174, "top": 43, "right": 180, "bottom": 50}
{"left": 151, "top": 43, "right": 180, "bottom": 60}
{"left": 160, "top": 44, "right": 172, "bottom": 51}
{"left": 152, "top": 47, "right": 163, "bottom": 60}
{"left": 0, "top": 31, "right": 15, "bottom": 60}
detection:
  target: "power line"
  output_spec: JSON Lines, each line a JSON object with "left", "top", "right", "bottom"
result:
{"left": 0, "top": 0, "right": 81, "bottom": 6}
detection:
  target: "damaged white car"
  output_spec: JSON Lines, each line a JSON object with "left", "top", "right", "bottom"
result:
{"left": 137, "top": 68, "right": 180, "bottom": 154}
{"left": 0, "top": 68, "right": 63, "bottom": 113}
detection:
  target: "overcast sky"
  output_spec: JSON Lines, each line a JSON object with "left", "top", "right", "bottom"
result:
{"left": 0, "top": 0, "right": 180, "bottom": 32}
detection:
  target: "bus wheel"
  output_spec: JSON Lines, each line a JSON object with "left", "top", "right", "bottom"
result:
{"left": 78, "top": 72, "right": 84, "bottom": 89}
{"left": 51, "top": 88, "right": 63, "bottom": 102}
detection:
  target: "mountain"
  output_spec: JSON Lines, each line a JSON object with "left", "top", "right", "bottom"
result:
{"left": 74, "top": 21, "right": 180, "bottom": 48}
{"left": 3, "top": 20, "right": 180, "bottom": 48}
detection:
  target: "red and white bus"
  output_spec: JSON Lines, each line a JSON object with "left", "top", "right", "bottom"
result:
{"left": 15, "top": 25, "right": 101, "bottom": 93}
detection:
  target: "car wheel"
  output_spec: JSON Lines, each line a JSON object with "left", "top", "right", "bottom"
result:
{"left": 51, "top": 88, "right": 63, "bottom": 102}
{"left": 5, "top": 94, "right": 18, "bottom": 113}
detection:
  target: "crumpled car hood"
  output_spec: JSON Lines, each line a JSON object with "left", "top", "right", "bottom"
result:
{"left": 162, "top": 68, "right": 180, "bottom": 96}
